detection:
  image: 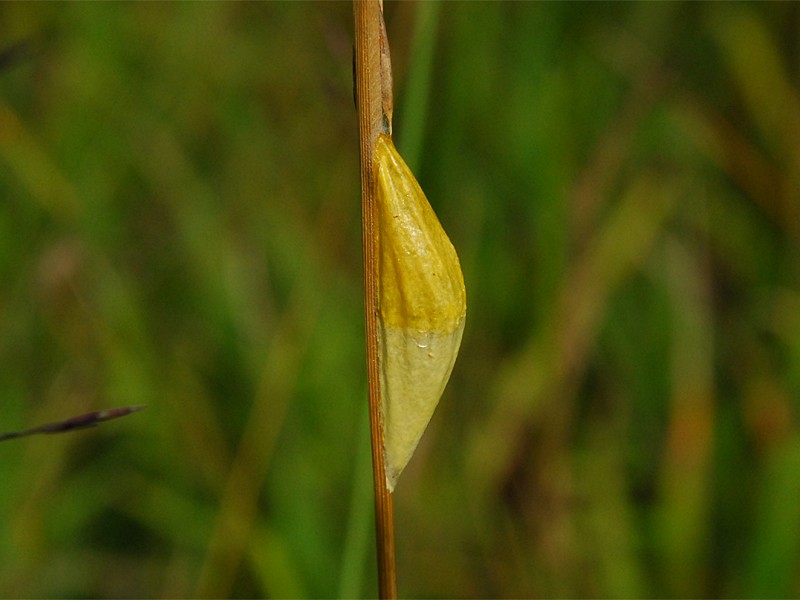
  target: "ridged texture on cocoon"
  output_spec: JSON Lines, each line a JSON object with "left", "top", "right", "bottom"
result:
{"left": 373, "top": 133, "right": 466, "bottom": 491}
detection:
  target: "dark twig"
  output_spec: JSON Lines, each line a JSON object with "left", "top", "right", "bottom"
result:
{"left": 0, "top": 406, "right": 145, "bottom": 442}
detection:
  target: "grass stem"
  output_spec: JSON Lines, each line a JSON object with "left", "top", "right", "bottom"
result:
{"left": 353, "top": 1, "right": 398, "bottom": 597}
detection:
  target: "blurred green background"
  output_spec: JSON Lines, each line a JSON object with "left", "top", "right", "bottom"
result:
{"left": 1, "top": 2, "right": 799, "bottom": 597}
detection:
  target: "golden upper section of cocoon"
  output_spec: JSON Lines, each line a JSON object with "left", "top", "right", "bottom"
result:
{"left": 373, "top": 133, "right": 466, "bottom": 491}
{"left": 374, "top": 134, "right": 466, "bottom": 334}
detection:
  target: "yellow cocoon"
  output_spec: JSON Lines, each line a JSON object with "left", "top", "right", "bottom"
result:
{"left": 373, "top": 133, "right": 466, "bottom": 491}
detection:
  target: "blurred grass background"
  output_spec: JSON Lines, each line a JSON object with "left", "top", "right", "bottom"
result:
{"left": 1, "top": 2, "right": 799, "bottom": 597}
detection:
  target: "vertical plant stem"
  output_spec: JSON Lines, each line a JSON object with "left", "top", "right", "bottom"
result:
{"left": 353, "top": 1, "right": 398, "bottom": 598}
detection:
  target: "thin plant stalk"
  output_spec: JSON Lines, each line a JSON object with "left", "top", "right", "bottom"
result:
{"left": 0, "top": 406, "right": 145, "bottom": 442}
{"left": 353, "top": 1, "right": 398, "bottom": 597}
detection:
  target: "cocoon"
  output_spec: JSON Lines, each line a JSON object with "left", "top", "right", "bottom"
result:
{"left": 373, "top": 133, "right": 466, "bottom": 491}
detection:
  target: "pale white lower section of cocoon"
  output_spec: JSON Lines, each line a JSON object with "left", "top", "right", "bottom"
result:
{"left": 379, "top": 319, "right": 465, "bottom": 491}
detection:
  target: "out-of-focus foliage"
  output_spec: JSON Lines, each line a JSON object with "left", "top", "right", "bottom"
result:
{"left": 0, "top": 2, "right": 799, "bottom": 597}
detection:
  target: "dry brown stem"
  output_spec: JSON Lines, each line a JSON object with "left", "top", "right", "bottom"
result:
{"left": 353, "top": 1, "right": 397, "bottom": 598}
